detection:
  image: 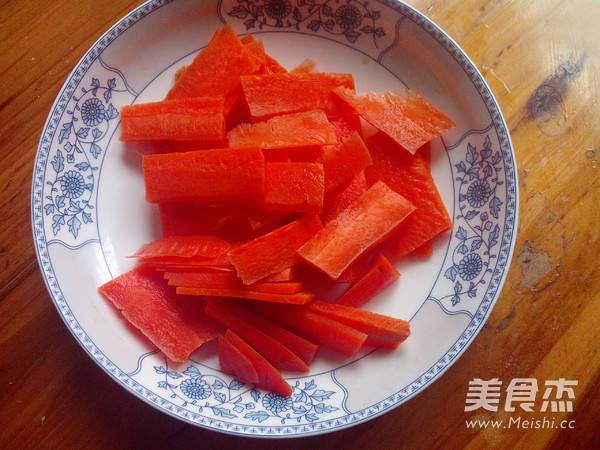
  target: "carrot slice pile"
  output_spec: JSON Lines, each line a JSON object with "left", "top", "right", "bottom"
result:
{"left": 99, "top": 25, "right": 457, "bottom": 396}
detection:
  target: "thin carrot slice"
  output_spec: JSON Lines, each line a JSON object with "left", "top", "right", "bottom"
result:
{"left": 207, "top": 298, "right": 318, "bottom": 365}
{"left": 205, "top": 300, "right": 309, "bottom": 372}
{"left": 298, "top": 181, "right": 415, "bottom": 279}
{"left": 166, "top": 25, "right": 261, "bottom": 108}
{"left": 165, "top": 272, "right": 304, "bottom": 294}
{"left": 241, "top": 72, "right": 355, "bottom": 121}
{"left": 98, "top": 267, "right": 220, "bottom": 362}
{"left": 365, "top": 135, "right": 452, "bottom": 259}
{"left": 218, "top": 334, "right": 259, "bottom": 384}
{"left": 251, "top": 302, "right": 367, "bottom": 357}
{"left": 132, "top": 235, "right": 239, "bottom": 259}
{"left": 322, "top": 132, "right": 372, "bottom": 192}
{"left": 263, "top": 162, "right": 324, "bottom": 213}
{"left": 158, "top": 203, "right": 234, "bottom": 237}
{"left": 224, "top": 329, "right": 292, "bottom": 396}
{"left": 336, "top": 253, "right": 400, "bottom": 307}
{"left": 177, "top": 286, "right": 313, "bottom": 304}
{"left": 333, "top": 87, "right": 455, "bottom": 153}
{"left": 226, "top": 110, "right": 338, "bottom": 149}
{"left": 120, "top": 97, "right": 226, "bottom": 148}
{"left": 241, "top": 35, "right": 287, "bottom": 74}
{"left": 321, "top": 171, "right": 368, "bottom": 224}
{"left": 304, "top": 300, "right": 410, "bottom": 349}
{"left": 142, "top": 147, "right": 265, "bottom": 204}
{"left": 229, "top": 214, "right": 323, "bottom": 285}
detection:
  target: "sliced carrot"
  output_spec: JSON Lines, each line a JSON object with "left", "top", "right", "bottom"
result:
{"left": 227, "top": 109, "right": 338, "bottom": 149}
{"left": 321, "top": 171, "right": 368, "bottom": 224}
{"left": 262, "top": 145, "right": 325, "bottom": 163}
{"left": 228, "top": 213, "right": 323, "bottom": 285}
{"left": 290, "top": 59, "right": 317, "bottom": 73}
{"left": 120, "top": 97, "right": 226, "bottom": 148}
{"left": 409, "top": 241, "right": 434, "bottom": 257}
{"left": 252, "top": 302, "right": 367, "bottom": 357}
{"left": 177, "top": 286, "right": 313, "bottom": 304}
{"left": 218, "top": 334, "right": 259, "bottom": 384}
{"left": 241, "top": 35, "right": 287, "bottom": 74}
{"left": 205, "top": 300, "right": 309, "bottom": 372}
{"left": 336, "top": 253, "right": 400, "bottom": 307}
{"left": 364, "top": 134, "right": 452, "bottom": 259}
{"left": 98, "top": 267, "right": 220, "bottom": 362}
{"left": 241, "top": 72, "right": 355, "bottom": 121}
{"left": 158, "top": 203, "right": 234, "bottom": 237}
{"left": 298, "top": 181, "right": 415, "bottom": 279}
{"left": 322, "top": 132, "right": 372, "bottom": 192}
{"left": 263, "top": 162, "right": 324, "bottom": 213}
{"left": 207, "top": 299, "right": 318, "bottom": 365}
{"left": 224, "top": 329, "right": 292, "bottom": 396}
{"left": 333, "top": 87, "right": 455, "bottom": 153}
{"left": 305, "top": 300, "right": 410, "bottom": 349}
{"left": 166, "top": 25, "right": 261, "bottom": 111}
{"left": 165, "top": 272, "right": 304, "bottom": 294}
{"left": 132, "top": 235, "right": 239, "bottom": 259}
{"left": 142, "top": 146, "right": 265, "bottom": 204}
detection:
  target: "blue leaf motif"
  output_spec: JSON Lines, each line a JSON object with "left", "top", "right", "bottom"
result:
{"left": 229, "top": 5, "right": 250, "bottom": 19}
{"left": 454, "top": 281, "right": 463, "bottom": 294}
{"left": 51, "top": 150, "right": 65, "bottom": 174}
{"left": 229, "top": 379, "right": 244, "bottom": 390}
{"left": 444, "top": 265, "right": 458, "bottom": 282}
{"left": 471, "top": 239, "right": 483, "bottom": 251}
{"left": 82, "top": 211, "right": 93, "bottom": 224}
{"left": 154, "top": 365, "right": 167, "bottom": 374}
{"left": 214, "top": 392, "right": 227, "bottom": 403}
{"left": 91, "top": 78, "right": 100, "bottom": 89}
{"left": 92, "top": 128, "right": 103, "bottom": 139}
{"left": 492, "top": 151, "right": 502, "bottom": 165}
{"left": 294, "top": 390, "right": 310, "bottom": 404}
{"left": 311, "top": 389, "right": 334, "bottom": 401}
{"left": 75, "top": 161, "right": 90, "bottom": 172}
{"left": 455, "top": 226, "right": 468, "bottom": 241}
{"left": 455, "top": 161, "right": 467, "bottom": 174}
{"left": 293, "top": 405, "right": 308, "bottom": 414}
{"left": 483, "top": 164, "right": 493, "bottom": 178}
{"left": 107, "top": 78, "right": 116, "bottom": 89}
{"left": 55, "top": 195, "right": 66, "bottom": 209}
{"left": 245, "top": 411, "right": 270, "bottom": 423}
{"left": 106, "top": 103, "right": 119, "bottom": 120}
{"left": 307, "top": 20, "right": 321, "bottom": 32}
{"left": 250, "top": 388, "right": 260, "bottom": 402}
{"left": 52, "top": 214, "right": 65, "bottom": 235}
{"left": 303, "top": 379, "right": 316, "bottom": 391}
{"left": 90, "top": 143, "right": 102, "bottom": 159}
{"left": 468, "top": 289, "right": 477, "bottom": 298}
{"left": 305, "top": 413, "right": 319, "bottom": 422}
{"left": 183, "top": 366, "right": 201, "bottom": 377}
{"left": 157, "top": 381, "right": 169, "bottom": 389}
{"left": 68, "top": 201, "right": 82, "bottom": 214}
{"left": 489, "top": 196, "right": 503, "bottom": 219}
{"left": 67, "top": 215, "right": 81, "bottom": 238}
{"left": 76, "top": 127, "right": 90, "bottom": 139}
{"left": 451, "top": 294, "right": 461, "bottom": 306}
{"left": 466, "top": 143, "right": 477, "bottom": 165}
{"left": 59, "top": 123, "right": 72, "bottom": 143}
{"left": 44, "top": 204, "right": 54, "bottom": 216}
{"left": 233, "top": 405, "right": 244, "bottom": 413}
{"left": 457, "top": 243, "right": 468, "bottom": 255}
{"left": 488, "top": 224, "right": 500, "bottom": 249}
{"left": 211, "top": 406, "right": 237, "bottom": 419}
{"left": 464, "top": 210, "right": 479, "bottom": 220}
{"left": 167, "top": 370, "right": 182, "bottom": 379}
{"left": 103, "top": 88, "right": 112, "bottom": 103}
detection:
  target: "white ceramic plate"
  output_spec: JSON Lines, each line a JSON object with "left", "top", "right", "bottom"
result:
{"left": 32, "top": 0, "right": 517, "bottom": 437}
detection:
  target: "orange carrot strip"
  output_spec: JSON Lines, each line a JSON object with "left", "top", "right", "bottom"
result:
{"left": 229, "top": 214, "right": 323, "bottom": 285}
{"left": 263, "top": 162, "right": 324, "bottom": 213}
{"left": 142, "top": 147, "right": 265, "bottom": 204}
{"left": 241, "top": 72, "right": 355, "bottom": 121}
{"left": 333, "top": 87, "right": 455, "bottom": 153}
{"left": 305, "top": 300, "right": 410, "bottom": 349}
{"left": 218, "top": 334, "right": 259, "bottom": 384}
{"left": 224, "top": 329, "right": 292, "bottom": 396}
{"left": 336, "top": 253, "right": 400, "bottom": 307}
{"left": 227, "top": 110, "right": 338, "bottom": 149}
{"left": 205, "top": 299, "right": 309, "bottom": 372}
{"left": 322, "top": 132, "right": 372, "bottom": 192}
{"left": 177, "top": 286, "right": 313, "bottom": 304}
{"left": 298, "top": 181, "right": 415, "bottom": 279}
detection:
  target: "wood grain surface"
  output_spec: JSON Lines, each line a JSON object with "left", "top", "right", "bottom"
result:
{"left": 1, "top": 1, "right": 598, "bottom": 448}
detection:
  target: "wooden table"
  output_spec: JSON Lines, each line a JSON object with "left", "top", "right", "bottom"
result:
{"left": 2, "top": 0, "right": 598, "bottom": 448}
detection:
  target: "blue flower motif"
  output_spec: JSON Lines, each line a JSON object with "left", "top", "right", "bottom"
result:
{"left": 80, "top": 97, "right": 106, "bottom": 126}
{"left": 59, "top": 170, "right": 85, "bottom": 199}
{"left": 180, "top": 378, "right": 211, "bottom": 400}
{"left": 466, "top": 179, "right": 492, "bottom": 208}
{"left": 457, "top": 253, "right": 483, "bottom": 281}
{"left": 335, "top": 5, "right": 362, "bottom": 30}
{"left": 264, "top": 0, "right": 291, "bottom": 20}
{"left": 262, "top": 392, "right": 292, "bottom": 414}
